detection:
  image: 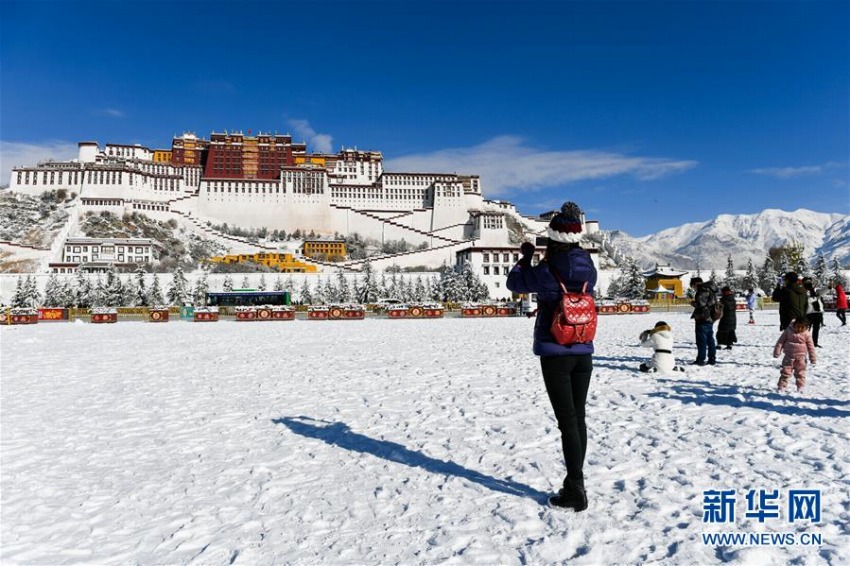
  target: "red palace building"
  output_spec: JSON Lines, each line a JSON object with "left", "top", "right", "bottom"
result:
{"left": 202, "top": 132, "right": 307, "bottom": 180}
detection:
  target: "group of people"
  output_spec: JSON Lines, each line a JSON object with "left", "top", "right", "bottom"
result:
{"left": 768, "top": 272, "right": 846, "bottom": 392}
{"left": 505, "top": 199, "right": 847, "bottom": 513}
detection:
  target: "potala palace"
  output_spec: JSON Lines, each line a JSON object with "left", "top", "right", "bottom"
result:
{"left": 7, "top": 131, "right": 605, "bottom": 298}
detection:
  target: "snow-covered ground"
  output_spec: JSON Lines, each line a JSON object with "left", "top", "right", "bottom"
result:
{"left": 2, "top": 311, "right": 848, "bottom": 565}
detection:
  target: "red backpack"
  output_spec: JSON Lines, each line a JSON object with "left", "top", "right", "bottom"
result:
{"left": 549, "top": 267, "right": 598, "bottom": 345}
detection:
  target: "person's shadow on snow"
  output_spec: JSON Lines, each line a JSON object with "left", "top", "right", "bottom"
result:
{"left": 648, "top": 379, "right": 850, "bottom": 418}
{"left": 272, "top": 416, "right": 548, "bottom": 502}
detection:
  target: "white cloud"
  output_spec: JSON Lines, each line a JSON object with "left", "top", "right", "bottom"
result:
{"left": 749, "top": 162, "right": 845, "bottom": 179}
{"left": 0, "top": 140, "right": 79, "bottom": 187}
{"left": 98, "top": 108, "right": 125, "bottom": 118}
{"left": 287, "top": 119, "right": 333, "bottom": 154}
{"left": 384, "top": 136, "right": 697, "bottom": 196}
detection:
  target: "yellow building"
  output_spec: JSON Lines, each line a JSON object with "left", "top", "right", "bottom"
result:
{"left": 303, "top": 240, "right": 346, "bottom": 261}
{"left": 207, "top": 252, "right": 317, "bottom": 273}
{"left": 643, "top": 265, "right": 690, "bottom": 297}
{"left": 153, "top": 150, "right": 172, "bottom": 163}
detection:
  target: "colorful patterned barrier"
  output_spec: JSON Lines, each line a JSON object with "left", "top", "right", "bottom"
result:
{"left": 307, "top": 306, "right": 329, "bottom": 320}
{"left": 148, "top": 308, "right": 169, "bottom": 322}
{"left": 270, "top": 307, "right": 295, "bottom": 320}
{"left": 235, "top": 307, "right": 258, "bottom": 321}
{"left": 4, "top": 308, "right": 39, "bottom": 325}
{"left": 387, "top": 304, "right": 446, "bottom": 319}
{"left": 193, "top": 307, "right": 219, "bottom": 322}
{"left": 461, "top": 303, "right": 516, "bottom": 317}
{"left": 91, "top": 308, "right": 118, "bottom": 324}
{"left": 598, "top": 301, "right": 652, "bottom": 314}
{"left": 38, "top": 307, "right": 69, "bottom": 321}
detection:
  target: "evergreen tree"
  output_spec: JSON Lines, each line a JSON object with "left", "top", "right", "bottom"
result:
{"left": 625, "top": 260, "right": 646, "bottom": 299}
{"left": 299, "top": 278, "right": 313, "bottom": 305}
{"left": 429, "top": 275, "right": 441, "bottom": 302}
{"left": 43, "top": 273, "right": 63, "bottom": 307}
{"left": 273, "top": 276, "right": 284, "bottom": 291}
{"left": 60, "top": 278, "right": 75, "bottom": 308}
{"left": 742, "top": 258, "right": 758, "bottom": 291}
{"left": 323, "top": 277, "right": 338, "bottom": 303}
{"left": 105, "top": 268, "right": 124, "bottom": 307}
{"left": 609, "top": 256, "right": 645, "bottom": 299}
{"left": 134, "top": 267, "right": 148, "bottom": 306}
{"left": 23, "top": 275, "right": 41, "bottom": 307}
{"left": 695, "top": 260, "right": 702, "bottom": 279}
{"left": 723, "top": 254, "right": 738, "bottom": 289}
{"left": 148, "top": 273, "right": 164, "bottom": 305}
{"left": 285, "top": 275, "right": 295, "bottom": 294}
{"left": 459, "top": 260, "right": 487, "bottom": 302}
{"left": 121, "top": 276, "right": 136, "bottom": 306}
{"left": 11, "top": 276, "right": 25, "bottom": 308}
{"left": 258, "top": 273, "right": 267, "bottom": 292}
{"left": 241, "top": 275, "right": 250, "bottom": 289}
{"left": 357, "top": 262, "right": 380, "bottom": 303}
{"left": 193, "top": 272, "right": 209, "bottom": 305}
{"left": 379, "top": 273, "right": 389, "bottom": 298}
{"left": 414, "top": 276, "right": 426, "bottom": 302}
{"left": 438, "top": 264, "right": 462, "bottom": 302}
{"left": 757, "top": 255, "right": 775, "bottom": 293}
{"left": 167, "top": 266, "right": 189, "bottom": 305}
{"left": 830, "top": 257, "right": 847, "bottom": 286}
{"left": 708, "top": 269, "right": 718, "bottom": 285}
{"left": 222, "top": 274, "right": 234, "bottom": 292}
{"left": 387, "top": 272, "right": 400, "bottom": 299}
{"left": 395, "top": 276, "right": 407, "bottom": 302}
{"left": 336, "top": 271, "right": 351, "bottom": 302}
{"left": 313, "top": 277, "right": 327, "bottom": 304}
{"left": 91, "top": 275, "right": 106, "bottom": 307}
{"left": 74, "top": 271, "right": 92, "bottom": 308}
{"left": 812, "top": 254, "right": 829, "bottom": 289}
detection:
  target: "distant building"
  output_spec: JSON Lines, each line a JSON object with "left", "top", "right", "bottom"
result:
{"left": 7, "top": 128, "right": 604, "bottom": 278}
{"left": 49, "top": 237, "right": 155, "bottom": 273}
{"left": 456, "top": 242, "right": 600, "bottom": 300}
{"left": 303, "top": 240, "right": 347, "bottom": 261}
{"left": 207, "top": 252, "right": 317, "bottom": 273}
{"left": 642, "top": 264, "right": 690, "bottom": 297}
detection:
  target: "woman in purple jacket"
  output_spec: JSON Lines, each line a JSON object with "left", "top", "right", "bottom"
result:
{"left": 506, "top": 202, "right": 597, "bottom": 511}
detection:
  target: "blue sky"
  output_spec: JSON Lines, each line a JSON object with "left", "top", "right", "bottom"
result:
{"left": 1, "top": 0, "right": 847, "bottom": 236}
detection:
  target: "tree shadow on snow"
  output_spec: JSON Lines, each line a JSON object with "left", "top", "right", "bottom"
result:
{"left": 272, "top": 416, "right": 549, "bottom": 502}
{"left": 648, "top": 379, "right": 850, "bottom": 418}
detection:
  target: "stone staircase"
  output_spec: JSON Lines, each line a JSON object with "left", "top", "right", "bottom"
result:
{"left": 330, "top": 204, "right": 462, "bottom": 245}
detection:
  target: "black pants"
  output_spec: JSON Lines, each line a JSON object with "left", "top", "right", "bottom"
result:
{"left": 806, "top": 313, "right": 823, "bottom": 346}
{"left": 837, "top": 309, "right": 847, "bottom": 325}
{"left": 540, "top": 354, "right": 593, "bottom": 482}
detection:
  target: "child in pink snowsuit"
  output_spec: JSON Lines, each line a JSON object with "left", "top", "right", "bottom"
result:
{"left": 773, "top": 318, "right": 817, "bottom": 392}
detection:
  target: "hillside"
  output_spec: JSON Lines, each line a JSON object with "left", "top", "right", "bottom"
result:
{"left": 0, "top": 190, "right": 72, "bottom": 248}
{"left": 79, "top": 211, "right": 226, "bottom": 271}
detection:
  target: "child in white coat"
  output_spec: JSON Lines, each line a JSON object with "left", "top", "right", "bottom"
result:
{"left": 639, "top": 321, "right": 685, "bottom": 373}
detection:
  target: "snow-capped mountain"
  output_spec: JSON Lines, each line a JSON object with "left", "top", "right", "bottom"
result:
{"left": 606, "top": 208, "right": 850, "bottom": 269}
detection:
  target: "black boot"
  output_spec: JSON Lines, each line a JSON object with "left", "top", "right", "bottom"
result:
{"left": 549, "top": 477, "right": 588, "bottom": 511}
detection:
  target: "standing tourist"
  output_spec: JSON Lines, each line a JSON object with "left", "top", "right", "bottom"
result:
{"left": 689, "top": 277, "right": 718, "bottom": 365}
{"left": 802, "top": 277, "right": 824, "bottom": 347}
{"left": 832, "top": 281, "right": 847, "bottom": 326}
{"left": 772, "top": 272, "right": 808, "bottom": 331}
{"left": 506, "top": 201, "right": 597, "bottom": 511}
{"left": 716, "top": 286, "right": 738, "bottom": 350}
{"left": 773, "top": 318, "right": 817, "bottom": 393}
{"left": 745, "top": 288, "right": 757, "bottom": 325}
